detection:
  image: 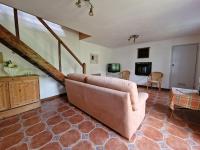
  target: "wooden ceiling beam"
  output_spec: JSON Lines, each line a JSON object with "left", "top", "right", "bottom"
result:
{"left": 79, "top": 32, "right": 91, "bottom": 40}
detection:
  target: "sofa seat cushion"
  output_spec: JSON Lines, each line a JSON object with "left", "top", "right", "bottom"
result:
{"left": 66, "top": 73, "right": 87, "bottom": 82}
{"left": 86, "top": 75, "right": 138, "bottom": 110}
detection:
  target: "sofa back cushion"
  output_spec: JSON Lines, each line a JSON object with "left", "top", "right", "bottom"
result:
{"left": 86, "top": 75, "right": 138, "bottom": 110}
{"left": 66, "top": 73, "right": 87, "bottom": 82}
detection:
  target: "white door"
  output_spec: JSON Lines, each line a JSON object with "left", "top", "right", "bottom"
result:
{"left": 170, "top": 44, "right": 198, "bottom": 89}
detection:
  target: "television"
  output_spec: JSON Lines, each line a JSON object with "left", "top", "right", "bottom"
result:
{"left": 137, "top": 47, "right": 150, "bottom": 58}
{"left": 135, "top": 62, "right": 152, "bottom": 76}
{"left": 107, "top": 63, "right": 120, "bottom": 73}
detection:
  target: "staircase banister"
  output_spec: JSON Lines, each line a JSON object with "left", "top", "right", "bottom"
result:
{"left": 36, "top": 17, "right": 83, "bottom": 66}
{"left": 0, "top": 24, "right": 65, "bottom": 84}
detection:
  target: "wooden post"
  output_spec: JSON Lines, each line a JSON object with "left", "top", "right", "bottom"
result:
{"left": 82, "top": 63, "right": 86, "bottom": 74}
{"left": 13, "top": 8, "right": 20, "bottom": 39}
{"left": 58, "top": 41, "right": 62, "bottom": 72}
{"left": 0, "top": 52, "right": 3, "bottom": 64}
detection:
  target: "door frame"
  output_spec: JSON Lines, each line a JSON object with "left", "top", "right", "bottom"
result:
{"left": 169, "top": 43, "right": 199, "bottom": 89}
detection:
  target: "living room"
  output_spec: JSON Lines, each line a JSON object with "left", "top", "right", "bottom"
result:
{"left": 0, "top": 1, "right": 200, "bottom": 150}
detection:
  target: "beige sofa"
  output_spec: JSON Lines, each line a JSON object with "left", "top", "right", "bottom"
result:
{"left": 65, "top": 73, "right": 148, "bottom": 140}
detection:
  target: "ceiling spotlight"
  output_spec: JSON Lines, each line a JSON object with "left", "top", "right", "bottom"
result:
{"left": 75, "top": 0, "right": 94, "bottom": 16}
{"left": 75, "top": 0, "right": 81, "bottom": 8}
{"left": 89, "top": 6, "right": 94, "bottom": 16}
{"left": 128, "top": 35, "right": 139, "bottom": 43}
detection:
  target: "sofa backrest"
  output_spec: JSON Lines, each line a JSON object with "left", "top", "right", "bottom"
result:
{"left": 66, "top": 73, "right": 87, "bottom": 82}
{"left": 65, "top": 73, "right": 139, "bottom": 110}
{"left": 86, "top": 75, "right": 138, "bottom": 110}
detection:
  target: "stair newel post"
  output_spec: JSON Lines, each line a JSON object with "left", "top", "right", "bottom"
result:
{"left": 13, "top": 8, "right": 20, "bottom": 39}
{"left": 82, "top": 63, "right": 86, "bottom": 74}
{"left": 58, "top": 40, "right": 62, "bottom": 72}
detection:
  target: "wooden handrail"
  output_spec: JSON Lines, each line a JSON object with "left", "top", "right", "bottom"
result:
{"left": 6, "top": 5, "right": 86, "bottom": 75}
{"left": 0, "top": 24, "right": 65, "bottom": 83}
{"left": 37, "top": 17, "right": 83, "bottom": 66}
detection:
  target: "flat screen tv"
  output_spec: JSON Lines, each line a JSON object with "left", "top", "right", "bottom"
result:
{"left": 107, "top": 63, "right": 120, "bottom": 73}
{"left": 135, "top": 62, "right": 152, "bottom": 76}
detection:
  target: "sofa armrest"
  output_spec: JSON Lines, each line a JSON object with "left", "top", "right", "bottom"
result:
{"left": 135, "top": 92, "right": 148, "bottom": 110}
{"left": 138, "top": 92, "right": 148, "bottom": 101}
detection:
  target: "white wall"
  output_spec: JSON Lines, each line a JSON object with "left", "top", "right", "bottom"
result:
{"left": 196, "top": 49, "right": 200, "bottom": 89}
{"left": 80, "top": 41, "right": 113, "bottom": 76}
{"left": 111, "top": 35, "right": 200, "bottom": 89}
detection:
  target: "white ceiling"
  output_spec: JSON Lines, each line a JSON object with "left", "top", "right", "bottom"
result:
{"left": 1, "top": 0, "right": 200, "bottom": 48}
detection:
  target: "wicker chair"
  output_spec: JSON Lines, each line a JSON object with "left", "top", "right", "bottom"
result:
{"left": 147, "top": 72, "right": 163, "bottom": 91}
{"left": 120, "top": 70, "right": 130, "bottom": 80}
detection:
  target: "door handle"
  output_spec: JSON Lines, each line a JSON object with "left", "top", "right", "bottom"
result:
{"left": 171, "top": 64, "right": 175, "bottom": 67}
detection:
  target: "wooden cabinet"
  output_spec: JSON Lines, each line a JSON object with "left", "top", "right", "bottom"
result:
{"left": 0, "top": 76, "right": 40, "bottom": 119}
{"left": 9, "top": 77, "right": 39, "bottom": 108}
{"left": 0, "top": 81, "right": 9, "bottom": 111}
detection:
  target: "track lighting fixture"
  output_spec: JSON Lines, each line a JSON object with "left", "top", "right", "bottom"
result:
{"left": 128, "top": 35, "right": 139, "bottom": 43}
{"left": 89, "top": 6, "right": 94, "bottom": 16}
{"left": 75, "top": 0, "right": 94, "bottom": 16}
{"left": 75, "top": 0, "right": 81, "bottom": 8}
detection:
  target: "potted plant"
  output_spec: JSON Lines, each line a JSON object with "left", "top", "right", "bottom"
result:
{"left": 3, "top": 60, "right": 19, "bottom": 76}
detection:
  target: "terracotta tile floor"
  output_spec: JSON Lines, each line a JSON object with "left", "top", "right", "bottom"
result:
{"left": 0, "top": 88, "right": 200, "bottom": 150}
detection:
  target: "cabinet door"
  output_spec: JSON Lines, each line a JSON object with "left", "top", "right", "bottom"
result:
{"left": 0, "top": 82, "right": 10, "bottom": 111}
{"left": 9, "top": 78, "right": 39, "bottom": 108}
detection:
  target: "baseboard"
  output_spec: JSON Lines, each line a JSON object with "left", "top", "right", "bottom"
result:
{"left": 41, "top": 93, "right": 67, "bottom": 103}
{"left": 137, "top": 85, "right": 170, "bottom": 91}
{"left": 0, "top": 101, "right": 41, "bottom": 120}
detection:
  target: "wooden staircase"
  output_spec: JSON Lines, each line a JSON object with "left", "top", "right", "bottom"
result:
{"left": 0, "top": 7, "right": 86, "bottom": 85}
{"left": 0, "top": 24, "right": 65, "bottom": 84}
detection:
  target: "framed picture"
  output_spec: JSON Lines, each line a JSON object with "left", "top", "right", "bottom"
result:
{"left": 137, "top": 47, "right": 150, "bottom": 58}
{"left": 90, "top": 54, "right": 98, "bottom": 64}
